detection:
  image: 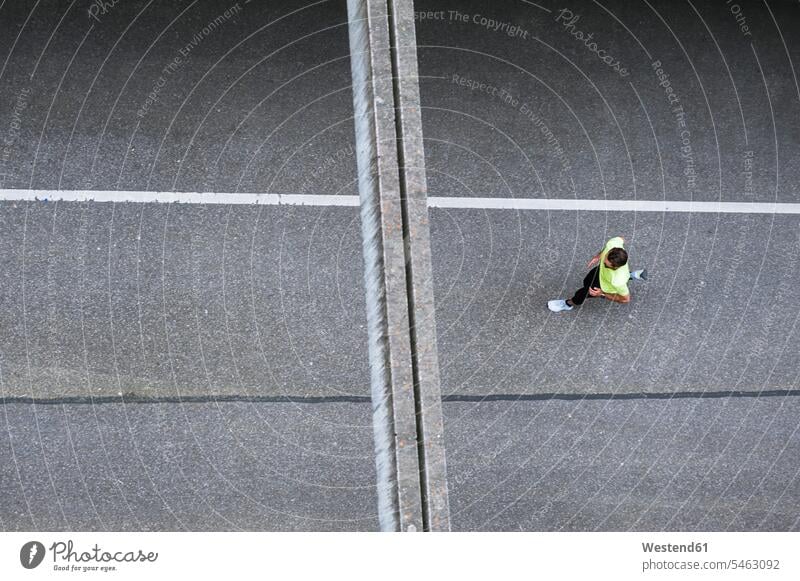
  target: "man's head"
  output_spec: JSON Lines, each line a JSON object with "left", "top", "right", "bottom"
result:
{"left": 604, "top": 247, "right": 628, "bottom": 270}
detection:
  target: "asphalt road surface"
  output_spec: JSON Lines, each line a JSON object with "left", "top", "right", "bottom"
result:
{"left": 1, "top": 0, "right": 799, "bottom": 531}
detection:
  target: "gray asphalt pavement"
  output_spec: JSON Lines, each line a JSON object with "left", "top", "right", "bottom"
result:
{"left": 445, "top": 397, "right": 800, "bottom": 531}
{"left": 0, "top": 400, "right": 378, "bottom": 531}
{"left": 417, "top": 0, "right": 800, "bottom": 203}
{"left": 1, "top": 0, "right": 799, "bottom": 531}
{"left": 2, "top": 397, "right": 797, "bottom": 531}
{"left": 1, "top": 205, "right": 797, "bottom": 399}
{"left": 0, "top": 203, "right": 368, "bottom": 400}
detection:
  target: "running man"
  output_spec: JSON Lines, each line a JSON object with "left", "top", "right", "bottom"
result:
{"left": 548, "top": 236, "right": 646, "bottom": 312}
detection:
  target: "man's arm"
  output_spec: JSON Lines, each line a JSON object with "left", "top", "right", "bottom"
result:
{"left": 588, "top": 287, "right": 630, "bottom": 303}
{"left": 603, "top": 292, "right": 630, "bottom": 304}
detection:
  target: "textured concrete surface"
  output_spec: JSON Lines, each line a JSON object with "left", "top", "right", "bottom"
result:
{"left": 0, "top": 0, "right": 358, "bottom": 196}
{"left": 431, "top": 209, "right": 800, "bottom": 396}
{"left": 1, "top": 203, "right": 797, "bottom": 399}
{"left": 1, "top": 0, "right": 799, "bottom": 530}
{"left": 416, "top": 0, "right": 800, "bottom": 204}
{"left": 444, "top": 397, "right": 800, "bottom": 531}
{"left": 0, "top": 203, "right": 369, "bottom": 400}
{"left": 0, "top": 400, "right": 378, "bottom": 531}
{"left": 1, "top": 397, "right": 796, "bottom": 531}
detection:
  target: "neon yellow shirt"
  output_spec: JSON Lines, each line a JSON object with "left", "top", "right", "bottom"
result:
{"left": 599, "top": 236, "right": 630, "bottom": 296}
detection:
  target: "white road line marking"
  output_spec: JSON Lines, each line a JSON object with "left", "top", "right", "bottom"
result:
{"left": 427, "top": 197, "right": 800, "bottom": 214}
{"left": 1, "top": 189, "right": 799, "bottom": 214}
{"left": 0, "top": 189, "right": 360, "bottom": 206}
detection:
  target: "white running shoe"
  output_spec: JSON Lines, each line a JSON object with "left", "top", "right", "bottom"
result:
{"left": 630, "top": 269, "right": 648, "bottom": 281}
{"left": 548, "top": 299, "right": 574, "bottom": 312}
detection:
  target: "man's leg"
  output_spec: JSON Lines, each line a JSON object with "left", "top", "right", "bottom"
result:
{"left": 567, "top": 266, "right": 600, "bottom": 307}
